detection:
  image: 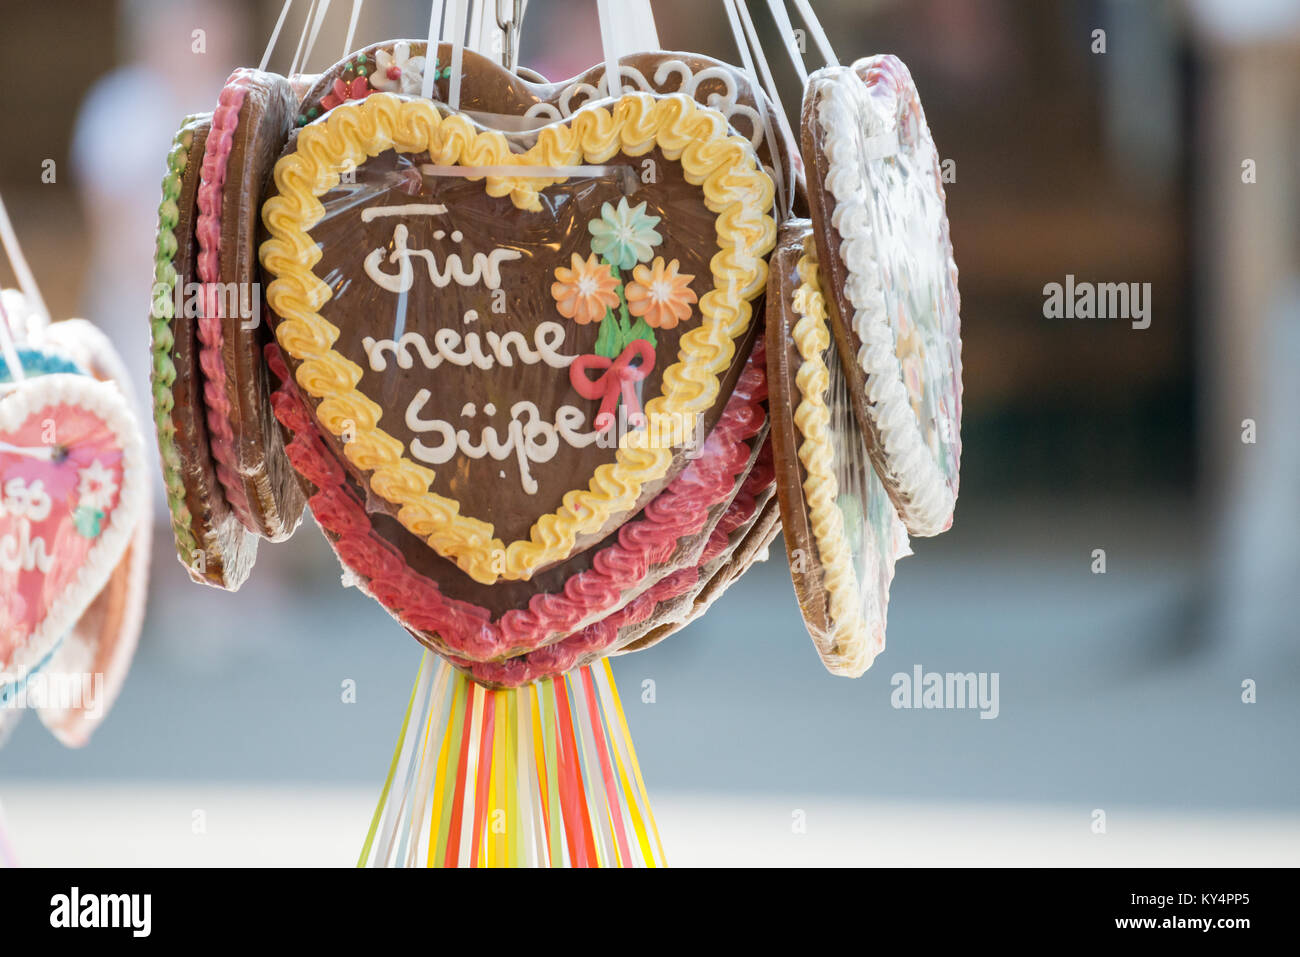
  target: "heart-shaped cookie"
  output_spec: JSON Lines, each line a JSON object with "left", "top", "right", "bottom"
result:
{"left": 0, "top": 374, "right": 144, "bottom": 687}
{"left": 22, "top": 319, "right": 152, "bottom": 747}
{"left": 802, "top": 55, "right": 962, "bottom": 537}
{"left": 196, "top": 68, "right": 305, "bottom": 542}
{"left": 261, "top": 90, "right": 774, "bottom": 585}
{"left": 151, "top": 113, "right": 258, "bottom": 588}
{"left": 767, "top": 222, "right": 910, "bottom": 677}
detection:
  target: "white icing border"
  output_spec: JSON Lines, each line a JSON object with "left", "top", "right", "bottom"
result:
{"left": 34, "top": 321, "right": 152, "bottom": 745}
{"left": 0, "top": 374, "right": 146, "bottom": 685}
{"left": 523, "top": 59, "right": 785, "bottom": 199}
{"left": 811, "top": 56, "right": 962, "bottom": 537}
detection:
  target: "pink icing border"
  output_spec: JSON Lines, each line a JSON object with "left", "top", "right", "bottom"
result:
{"left": 195, "top": 68, "right": 256, "bottom": 528}
{"left": 268, "top": 338, "right": 767, "bottom": 674}
{"left": 450, "top": 433, "right": 777, "bottom": 687}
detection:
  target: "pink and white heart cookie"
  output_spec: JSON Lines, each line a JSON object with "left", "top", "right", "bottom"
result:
{"left": 27, "top": 319, "right": 152, "bottom": 746}
{"left": 0, "top": 374, "right": 145, "bottom": 690}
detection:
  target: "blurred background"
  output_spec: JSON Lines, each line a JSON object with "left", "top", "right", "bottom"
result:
{"left": 0, "top": 0, "right": 1297, "bottom": 866}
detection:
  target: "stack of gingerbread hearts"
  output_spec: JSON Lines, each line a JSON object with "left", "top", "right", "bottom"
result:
{"left": 149, "top": 39, "right": 791, "bottom": 687}
{"left": 258, "top": 43, "right": 787, "bottom": 687}
{"left": 763, "top": 51, "right": 963, "bottom": 677}
{"left": 150, "top": 12, "right": 964, "bottom": 691}
{"left": 0, "top": 283, "right": 152, "bottom": 748}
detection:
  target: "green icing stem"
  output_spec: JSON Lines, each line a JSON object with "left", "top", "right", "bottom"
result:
{"left": 150, "top": 114, "right": 203, "bottom": 559}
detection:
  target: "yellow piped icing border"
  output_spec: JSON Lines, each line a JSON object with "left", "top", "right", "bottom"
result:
{"left": 260, "top": 91, "right": 774, "bottom": 584}
{"left": 790, "top": 242, "right": 877, "bottom": 676}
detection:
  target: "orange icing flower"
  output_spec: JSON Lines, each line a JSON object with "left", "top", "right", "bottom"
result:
{"left": 551, "top": 253, "right": 620, "bottom": 325}
{"left": 625, "top": 257, "right": 697, "bottom": 330}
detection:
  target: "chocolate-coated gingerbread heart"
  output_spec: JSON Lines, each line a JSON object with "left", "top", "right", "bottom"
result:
{"left": 151, "top": 113, "right": 258, "bottom": 588}
{"left": 261, "top": 90, "right": 774, "bottom": 586}
{"left": 196, "top": 68, "right": 306, "bottom": 543}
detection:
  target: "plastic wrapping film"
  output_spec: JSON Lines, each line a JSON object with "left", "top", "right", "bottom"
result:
{"left": 802, "top": 54, "right": 961, "bottom": 538}
{"left": 259, "top": 78, "right": 775, "bottom": 684}
{"left": 767, "top": 223, "right": 910, "bottom": 678}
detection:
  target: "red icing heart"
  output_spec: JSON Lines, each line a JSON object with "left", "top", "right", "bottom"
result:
{"left": 0, "top": 375, "right": 144, "bottom": 685}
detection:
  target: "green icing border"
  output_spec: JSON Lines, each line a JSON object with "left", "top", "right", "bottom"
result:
{"left": 150, "top": 113, "right": 206, "bottom": 559}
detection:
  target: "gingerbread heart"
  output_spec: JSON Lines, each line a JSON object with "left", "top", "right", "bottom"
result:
{"left": 196, "top": 68, "right": 306, "bottom": 543}
{"left": 802, "top": 55, "right": 962, "bottom": 537}
{"left": 25, "top": 319, "right": 152, "bottom": 747}
{"left": 0, "top": 374, "right": 144, "bottom": 687}
{"left": 766, "top": 222, "right": 910, "bottom": 677}
{"left": 151, "top": 113, "right": 258, "bottom": 589}
{"left": 261, "top": 90, "right": 774, "bottom": 586}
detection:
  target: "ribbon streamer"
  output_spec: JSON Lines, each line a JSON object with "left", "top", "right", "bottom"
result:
{"left": 569, "top": 339, "right": 655, "bottom": 435}
{"left": 361, "top": 653, "right": 665, "bottom": 867}
{"left": 0, "top": 801, "right": 16, "bottom": 868}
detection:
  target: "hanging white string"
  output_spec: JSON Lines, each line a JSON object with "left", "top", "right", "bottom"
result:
{"left": 422, "top": 0, "right": 447, "bottom": 100}
{"left": 765, "top": 0, "right": 807, "bottom": 85}
{"left": 447, "top": 0, "right": 469, "bottom": 111}
{"left": 342, "top": 0, "right": 364, "bottom": 57}
{"left": 288, "top": 0, "right": 319, "bottom": 78}
{"left": 721, "top": 0, "right": 788, "bottom": 218}
{"left": 0, "top": 194, "right": 49, "bottom": 383}
{"left": 625, "top": 0, "right": 660, "bottom": 54}
{"left": 467, "top": 0, "right": 485, "bottom": 55}
{"left": 259, "top": 0, "right": 295, "bottom": 72}
{"left": 790, "top": 0, "right": 837, "bottom": 67}
{"left": 595, "top": 0, "right": 623, "bottom": 99}
{"left": 511, "top": 0, "right": 528, "bottom": 71}
{"left": 0, "top": 297, "right": 27, "bottom": 385}
{"left": 732, "top": 0, "right": 798, "bottom": 216}
{"left": 300, "top": 0, "right": 333, "bottom": 72}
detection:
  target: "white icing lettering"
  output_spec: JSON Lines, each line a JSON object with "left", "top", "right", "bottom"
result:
{"left": 362, "top": 321, "right": 575, "bottom": 372}
{"left": 363, "top": 223, "right": 522, "bottom": 293}
{"left": 0, "top": 518, "right": 55, "bottom": 573}
{"left": 403, "top": 397, "right": 600, "bottom": 495}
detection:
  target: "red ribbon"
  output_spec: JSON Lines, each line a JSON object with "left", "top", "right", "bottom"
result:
{"left": 569, "top": 339, "right": 656, "bottom": 435}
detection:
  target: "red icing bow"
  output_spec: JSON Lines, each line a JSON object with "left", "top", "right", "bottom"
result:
{"left": 568, "top": 339, "right": 656, "bottom": 435}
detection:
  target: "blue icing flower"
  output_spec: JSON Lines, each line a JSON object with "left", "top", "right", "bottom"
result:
{"left": 588, "top": 198, "right": 662, "bottom": 271}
